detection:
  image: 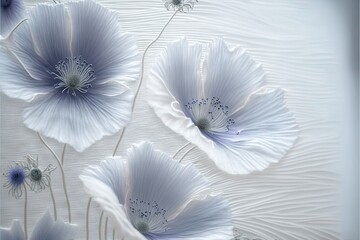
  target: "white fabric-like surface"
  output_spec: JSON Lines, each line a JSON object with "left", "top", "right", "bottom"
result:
{"left": 0, "top": 0, "right": 358, "bottom": 239}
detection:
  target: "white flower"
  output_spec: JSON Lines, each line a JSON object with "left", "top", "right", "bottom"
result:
{"left": 0, "top": 209, "right": 77, "bottom": 240}
{"left": 80, "top": 142, "right": 233, "bottom": 239}
{"left": 163, "top": 0, "right": 198, "bottom": 12}
{"left": 147, "top": 38, "right": 298, "bottom": 174}
{"left": 0, "top": 1, "right": 140, "bottom": 152}
{"left": 1, "top": 0, "right": 26, "bottom": 38}
{"left": 23, "top": 155, "right": 56, "bottom": 192}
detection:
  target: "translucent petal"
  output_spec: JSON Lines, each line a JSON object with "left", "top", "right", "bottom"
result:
{"left": 208, "top": 88, "right": 298, "bottom": 174}
{"left": 0, "top": 46, "right": 52, "bottom": 101}
{"left": 22, "top": 82, "right": 132, "bottom": 152}
{"left": 204, "top": 38, "right": 265, "bottom": 107}
{"left": 0, "top": 220, "right": 25, "bottom": 240}
{"left": 125, "top": 142, "right": 210, "bottom": 225}
{"left": 0, "top": 0, "right": 26, "bottom": 37}
{"left": 8, "top": 3, "right": 71, "bottom": 81}
{"left": 149, "top": 38, "right": 203, "bottom": 111}
{"left": 30, "top": 209, "right": 77, "bottom": 240}
{"left": 79, "top": 175, "right": 146, "bottom": 240}
{"left": 151, "top": 195, "right": 233, "bottom": 240}
{"left": 68, "top": 0, "right": 140, "bottom": 83}
{"left": 81, "top": 156, "right": 127, "bottom": 204}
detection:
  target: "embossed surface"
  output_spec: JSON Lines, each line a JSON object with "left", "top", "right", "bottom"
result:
{"left": 1, "top": 0, "right": 358, "bottom": 239}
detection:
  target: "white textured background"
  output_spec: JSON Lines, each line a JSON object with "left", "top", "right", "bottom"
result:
{"left": 1, "top": 0, "right": 359, "bottom": 239}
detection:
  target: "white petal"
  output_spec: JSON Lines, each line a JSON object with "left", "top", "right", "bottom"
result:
{"left": 30, "top": 209, "right": 77, "bottom": 240}
{"left": 209, "top": 88, "right": 298, "bottom": 174}
{"left": 147, "top": 53, "right": 215, "bottom": 169}
{"left": 153, "top": 195, "right": 233, "bottom": 240}
{"left": 81, "top": 156, "right": 127, "bottom": 204}
{"left": 8, "top": 3, "right": 71, "bottom": 82}
{"left": 22, "top": 82, "right": 132, "bottom": 152}
{"left": 126, "top": 142, "right": 210, "bottom": 221}
{"left": 79, "top": 175, "right": 145, "bottom": 240}
{"left": 0, "top": 220, "right": 25, "bottom": 240}
{"left": 0, "top": 46, "right": 52, "bottom": 101}
{"left": 0, "top": 0, "right": 26, "bottom": 37}
{"left": 204, "top": 38, "right": 265, "bottom": 106}
{"left": 68, "top": 0, "right": 140, "bottom": 83}
{"left": 149, "top": 38, "right": 202, "bottom": 107}
{"left": 23, "top": 3, "right": 71, "bottom": 67}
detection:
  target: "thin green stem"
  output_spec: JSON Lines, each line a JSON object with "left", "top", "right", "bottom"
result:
{"left": 86, "top": 198, "right": 92, "bottom": 240}
{"left": 179, "top": 145, "right": 196, "bottom": 163}
{"left": 99, "top": 211, "right": 104, "bottom": 240}
{"left": 37, "top": 133, "right": 72, "bottom": 222}
{"left": 24, "top": 186, "right": 28, "bottom": 240}
{"left": 172, "top": 142, "right": 191, "bottom": 159}
{"left": 131, "top": 9, "right": 179, "bottom": 113}
{"left": 49, "top": 182, "right": 57, "bottom": 220}
{"left": 112, "top": 128, "right": 126, "bottom": 157}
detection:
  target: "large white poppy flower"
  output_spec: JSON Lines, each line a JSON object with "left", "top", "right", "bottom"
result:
{"left": 1, "top": 0, "right": 26, "bottom": 38}
{"left": 0, "top": 209, "right": 77, "bottom": 240}
{"left": 80, "top": 142, "right": 233, "bottom": 240}
{"left": 0, "top": 0, "right": 140, "bottom": 152}
{"left": 147, "top": 38, "right": 298, "bottom": 174}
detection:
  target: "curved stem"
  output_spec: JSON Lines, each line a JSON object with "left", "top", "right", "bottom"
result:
{"left": 112, "top": 10, "right": 179, "bottom": 156}
{"left": 172, "top": 142, "right": 191, "bottom": 159}
{"left": 24, "top": 186, "right": 28, "bottom": 240}
{"left": 112, "top": 128, "right": 126, "bottom": 157}
{"left": 37, "top": 132, "right": 61, "bottom": 163}
{"left": 131, "top": 9, "right": 179, "bottom": 113}
{"left": 105, "top": 217, "right": 109, "bottom": 239}
{"left": 61, "top": 144, "right": 67, "bottom": 165}
{"left": 179, "top": 145, "right": 196, "bottom": 163}
{"left": 49, "top": 182, "right": 57, "bottom": 220}
{"left": 5, "top": 18, "right": 27, "bottom": 39}
{"left": 86, "top": 198, "right": 92, "bottom": 240}
{"left": 99, "top": 211, "right": 104, "bottom": 240}
{"left": 37, "top": 133, "right": 72, "bottom": 223}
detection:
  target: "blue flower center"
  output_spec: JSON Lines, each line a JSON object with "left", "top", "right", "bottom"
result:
{"left": 185, "top": 97, "right": 235, "bottom": 133}
{"left": 8, "top": 167, "right": 25, "bottom": 186}
{"left": 1, "top": 0, "right": 11, "bottom": 8}
{"left": 128, "top": 198, "right": 168, "bottom": 235}
{"left": 49, "top": 56, "right": 95, "bottom": 96}
{"left": 30, "top": 168, "right": 42, "bottom": 181}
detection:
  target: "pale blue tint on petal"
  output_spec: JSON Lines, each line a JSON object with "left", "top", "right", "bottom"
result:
{"left": 0, "top": 0, "right": 26, "bottom": 37}
{"left": 6, "top": 22, "right": 55, "bottom": 82}
{"left": 204, "top": 38, "right": 265, "bottom": 108}
{"left": 126, "top": 142, "right": 210, "bottom": 233}
{"left": 22, "top": 83, "right": 132, "bottom": 152}
{"left": 0, "top": 46, "right": 53, "bottom": 101}
{"left": 2, "top": 1, "right": 139, "bottom": 151}
{"left": 7, "top": 3, "right": 71, "bottom": 82}
{"left": 68, "top": 0, "right": 140, "bottom": 83}
{"left": 81, "top": 156, "right": 127, "bottom": 204}
{"left": 0, "top": 220, "right": 25, "bottom": 240}
{"left": 30, "top": 209, "right": 77, "bottom": 240}
{"left": 210, "top": 88, "right": 298, "bottom": 174}
{"left": 149, "top": 195, "right": 233, "bottom": 240}
{"left": 150, "top": 38, "right": 202, "bottom": 112}
{"left": 24, "top": 3, "right": 71, "bottom": 68}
